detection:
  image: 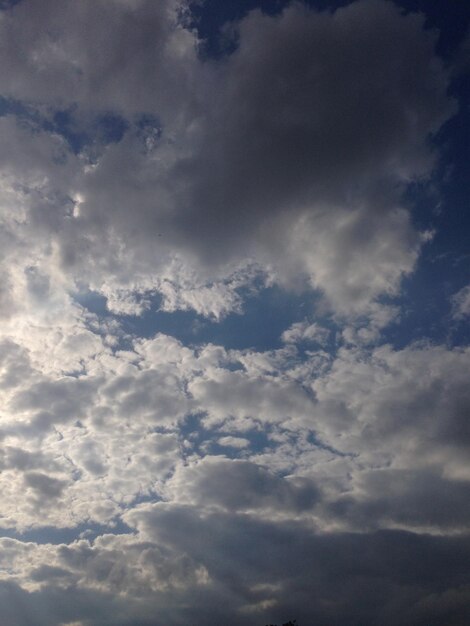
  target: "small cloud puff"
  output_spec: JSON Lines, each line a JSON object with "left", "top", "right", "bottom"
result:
{"left": 452, "top": 284, "right": 470, "bottom": 320}
{"left": 281, "top": 320, "right": 329, "bottom": 346}
{"left": 217, "top": 435, "right": 250, "bottom": 449}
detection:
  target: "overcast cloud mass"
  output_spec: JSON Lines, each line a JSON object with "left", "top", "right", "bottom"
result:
{"left": 0, "top": 0, "right": 469, "bottom": 624}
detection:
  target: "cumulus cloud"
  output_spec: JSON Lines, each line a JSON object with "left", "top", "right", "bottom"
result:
{"left": 0, "top": 0, "right": 199, "bottom": 117}
{"left": 0, "top": 0, "right": 467, "bottom": 624}
{"left": 161, "top": 0, "right": 452, "bottom": 315}
{"left": 312, "top": 343, "right": 470, "bottom": 474}
{"left": 2, "top": 318, "right": 469, "bottom": 534}
{"left": 0, "top": 331, "right": 468, "bottom": 621}
{"left": 0, "top": 0, "right": 456, "bottom": 319}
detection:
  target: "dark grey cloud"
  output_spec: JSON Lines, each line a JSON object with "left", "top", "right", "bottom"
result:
{"left": 29, "top": 564, "right": 74, "bottom": 584}
{"left": 0, "top": 579, "right": 141, "bottom": 626}
{"left": 171, "top": 0, "right": 453, "bottom": 261}
{"left": 23, "top": 472, "right": 67, "bottom": 499}
{"left": 0, "top": 0, "right": 199, "bottom": 117}
{"left": 0, "top": 0, "right": 455, "bottom": 317}
{"left": 124, "top": 502, "right": 470, "bottom": 626}
{"left": 327, "top": 468, "right": 470, "bottom": 532}
{"left": 64, "top": 0, "right": 454, "bottom": 315}
{"left": 0, "top": 446, "right": 59, "bottom": 472}
{"left": 168, "top": 457, "right": 319, "bottom": 513}
{"left": 2, "top": 508, "right": 470, "bottom": 626}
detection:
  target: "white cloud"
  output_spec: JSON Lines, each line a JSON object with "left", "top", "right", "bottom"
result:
{"left": 452, "top": 284, "right": 470, "bottom": 320}
{"left": 281, "top": 320, "right": 330, "bottom": 346}
{"left": 217, "top": 435, "right": 250, "bottom": 449}
{"left": 311, "top": 343, "right": 470, "bottom": 481}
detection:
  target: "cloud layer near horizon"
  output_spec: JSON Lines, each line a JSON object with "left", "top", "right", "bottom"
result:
{"left": 0, "top": 0, "right": 469, "bottom": 624}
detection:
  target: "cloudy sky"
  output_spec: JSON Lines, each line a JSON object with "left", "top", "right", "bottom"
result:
{"left": 0, "top": 0, "right": 469, "bottom": 624}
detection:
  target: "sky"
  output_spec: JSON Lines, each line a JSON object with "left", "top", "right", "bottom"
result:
{"left": 0, "top": 0, "right": 469, "bottom": 624}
